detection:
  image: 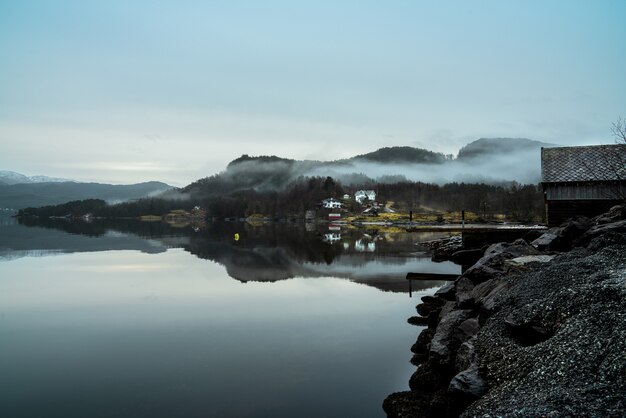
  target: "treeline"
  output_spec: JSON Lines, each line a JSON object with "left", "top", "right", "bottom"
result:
{"left": 18, "top": 177, "right": 544, "bottom": 222}
{"left": 374, "top": 181, "right": 543, "bottom": 220}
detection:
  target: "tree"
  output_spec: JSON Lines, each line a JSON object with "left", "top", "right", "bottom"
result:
{"left": 611, "top": 117, "right": 626, "bottom": 144}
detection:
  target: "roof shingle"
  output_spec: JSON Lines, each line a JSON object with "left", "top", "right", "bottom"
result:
{"left": 541, "top": 145, "right": 626, "bottom": 183}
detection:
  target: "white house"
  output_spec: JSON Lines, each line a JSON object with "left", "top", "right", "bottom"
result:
{"left": 355, "top": 190, "right": 376, "bottom": 204}
{"left": 322, "top": 198, "right": 342, "bottom": 209}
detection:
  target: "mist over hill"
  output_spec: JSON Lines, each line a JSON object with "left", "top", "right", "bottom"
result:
{"left": 456, "top": 138, "right": 553, "bottom": 160}
{"left": 184, "top": 138, "right": 552, "bottom": 197}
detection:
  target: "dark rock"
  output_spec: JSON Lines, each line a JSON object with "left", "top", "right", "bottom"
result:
{"left": 416, "top": 295, "right": 446, "bottom": 318}
{"left": 534, "top": 216, "right": 593, "bottom": 251}
{"left": 504, "top": 315, "right": 554, "bottom": 347}
{"left": 411, "top": 328, "right": 435, "bottom": 355}
{"left": 434, "top": 282, "right": 456, "bottom": 301}
{"left": 383, "top": 390, "right": 431, "bottom": 418}
{"left": 431, "top": 235, "right": 464, "bottom": 262}
{"left": 388, "top": 206, "right": 626, "bottom": 418}
{"left": 455, "top": 339, "right": 476, "bottom": 372}
{"left": 476, "top": 281, "right": 509, "bottom": 322}
{"left": 464, "top": 243, "right": 626, "bottom": 417}
{"left": 438, "top": 301, "right": 456, "bottom": 322}
{"left": 593, "top": 204, "right": 626, "bottom": 224}
{"left": 409, "top": 363, "right": 450, "bottom": 391}
{"left": 455, "top": 277, "right": 475, "bottom": 307}
{"left": 448, "top": 366, "right": 487, "bottom": 403}
{"left": 521, "top": 229, "right": 544, "bottom": 243}
{"left": 450, "top": 248, "right": 485, "bottom": 266}
{"left": 421, "top": 295, "right": 446, "bottom": 306}
{"left": 455, "top": 317, "right": 480, "bottom": 342}
{"left": 531, "top": 232, "right": 558, "bottom": 251}
{"left": 408, "top": 316, "right": 429, "bottom": 326}
{"left": 586, "top": 231, "right": 626, "bottom": 251}
{"left": 430, "top": 309, "right": 473, "bottom": 367}
{"left": 427, "top": 310, "right": 441, "bottom": 328}
{"left": 575, "top": 219, "right": 626, "bottom": 248}
{"left": 463, "top": 239, "right": 542, "bottom": 284}
{"left": 410, "top": 351, "right": 428, "bottom": 366}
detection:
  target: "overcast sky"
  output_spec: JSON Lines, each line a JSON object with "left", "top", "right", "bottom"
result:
{"left": 1, "top": 0, "right": 625, "bottom": 186}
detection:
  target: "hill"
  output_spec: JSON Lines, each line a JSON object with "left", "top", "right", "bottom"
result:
{"left": 184, "top": 139, "right": 549, "bottom": 197}
{"left": 0, "top": 170, "right": 72, "bottom": 185}
{"left": 0, "top": 181, "right": 172, "bottom": 210}
{"left": 351, "top": 146, "right": 447, "bottom": 164}
{"left": 457, "top": 138, "right": 554, "bottom": 160}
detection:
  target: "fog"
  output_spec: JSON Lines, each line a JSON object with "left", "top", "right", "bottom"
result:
{"left": 178, "top": 142, "right": 547, "bottom": 196}
{"left": 306, "top": 148, "right": 542, "bottom": 185}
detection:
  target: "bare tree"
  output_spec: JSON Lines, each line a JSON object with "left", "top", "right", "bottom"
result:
{"left": 574, "top": 118, "right": 626, "bottom": 201}
{"left": 611, "top": 117, "right": 626, "bottom": 144}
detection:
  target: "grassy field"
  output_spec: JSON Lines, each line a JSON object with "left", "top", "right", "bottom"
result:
{"left": 344, "top": 211, "right": 481, "bottom": 223}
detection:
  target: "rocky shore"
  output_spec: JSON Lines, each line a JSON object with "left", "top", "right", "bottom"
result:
{"left": 384, "top": 205, "right": 626, "bottom": 417}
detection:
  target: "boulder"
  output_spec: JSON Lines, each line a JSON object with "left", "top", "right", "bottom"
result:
{"left": 408, "top": 316, "right": 429, "bottom": 326}
{"left": 455, "top": 277, "right": 476, "bottom": 307}
{"left": 448, "top": 366, "right": 487, "bottom": 402}
{"left": 533, "top": 216, "right": 593, "bottom": 251}
{"left": 593, "top": 204, "right": 626, "bottom": 224}
{"left": 450, "top": 248, "right": 485, "bottom": 266}
{"left": 455, "top": 338, "right": 476, "bottom": 372}
{"left": 434, "top": 282, "right": 456, "bottom": 301}
{"left": 430, "top": 309, "right": 473, "bottom": 367}
{"left": 531, "top": 232, "right": 558, "bottom": 251}
{"left": 416, "top": 296, "right": 446, "bottom": 317}
{"left": 411, "top": 328, "right": 435, "bottom": 355}
{"left": 463, "top": 239, "right": 542, "bottom": 284}
{"left": 575, "top": 219, "right": 626, "bottom": 248}
{"left": 506, "top": 255, "right": 555, "bottom": 267}
{"left": 455, "top": 317, "right": 480, "bottom": 342}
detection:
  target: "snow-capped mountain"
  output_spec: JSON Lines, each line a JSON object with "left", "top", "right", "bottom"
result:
{"left": 0, "top": 171, "right": 73, "bottom": 185}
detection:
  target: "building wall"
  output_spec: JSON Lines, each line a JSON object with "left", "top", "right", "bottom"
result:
{"left": 544, "top": 182, "right": 626, "bottom": 200}
{"left": 545, "top": 199, "right": 621, "bottom": 226}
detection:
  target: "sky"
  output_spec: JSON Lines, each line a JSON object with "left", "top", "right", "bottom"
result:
{"left": 1, "top": 0, "right": 625, "bottom": 186}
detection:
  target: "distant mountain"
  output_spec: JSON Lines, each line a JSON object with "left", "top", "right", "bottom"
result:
{"left": 0, "top": 170, "right": 73, "bottom": 185}
{"left": 0, "top": 181, "right": 173, "bottom": 210}
{"left": 457, "top": 138, "right": 554, "bottom": 160}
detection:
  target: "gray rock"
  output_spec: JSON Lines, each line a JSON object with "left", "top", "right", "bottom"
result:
{"left": 575, "top": 219, "right": 626, "bottom": 248}
{"left": 462, "top": 239, "right": 543, "bottom": 284}
{"left": 448, "top": 366, "right": 487, "bottom": 399}
{"left": 430, "top": 309, "right": 473, "bottom": 366}
{"left": 506, "top": 254, "right": 555, "bottom": 266}
{"left": 456, "top": 317, "right": 480, "bottom": 341}
{"left": 455, "top": 277, "right": 475, "bottom": 307}
{"left": 434, "top": 282, "right": 456, "bottom": 301}
{"left": 455, "top": 338, "right": 476, "bottom": 372}
{"left": 531, "top": 232, "right": 558, "bottom": 251}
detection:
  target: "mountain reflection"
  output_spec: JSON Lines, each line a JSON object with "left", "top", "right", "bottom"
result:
{"left": 4, "top": 218, "right": 460, "bottom": 293}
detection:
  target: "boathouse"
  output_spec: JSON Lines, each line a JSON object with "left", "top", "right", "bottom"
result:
{"left": 541, "top": 145, "right": 626, "bottom": 226}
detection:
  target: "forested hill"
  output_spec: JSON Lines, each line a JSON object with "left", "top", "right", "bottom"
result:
{"left": 183, "top": 138, "right": 549, "bottom": 198}
{"left": 350, "top": 146, "right": 448, "bottom": 164}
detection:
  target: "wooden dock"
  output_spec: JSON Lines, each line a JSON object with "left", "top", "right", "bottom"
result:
{"left": 406, "top": 272, "right": 460, "bottom": 281}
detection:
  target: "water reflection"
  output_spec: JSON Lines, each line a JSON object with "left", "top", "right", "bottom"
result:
{"left": 3, "top": 218, "right": 460, "bottom": 293}
{"left": 0, "top": 219, "right": 460, "bottom": 418}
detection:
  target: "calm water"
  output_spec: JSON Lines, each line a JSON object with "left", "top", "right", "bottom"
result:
{"left": 0, "top": 219, "right": 460, "bottom": 418}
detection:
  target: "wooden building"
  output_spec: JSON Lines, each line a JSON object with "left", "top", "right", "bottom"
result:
{"left": 541, "top": 145, "right": 626, "bottom": 226}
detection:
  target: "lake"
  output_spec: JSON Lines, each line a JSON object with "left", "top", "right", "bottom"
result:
{"left": 0, "top": 219, "right": 460, "bottom": 418}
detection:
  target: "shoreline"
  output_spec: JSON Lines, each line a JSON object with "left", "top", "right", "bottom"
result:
{"left": 385, "top": 205, "right": 626, "bottom": 417}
